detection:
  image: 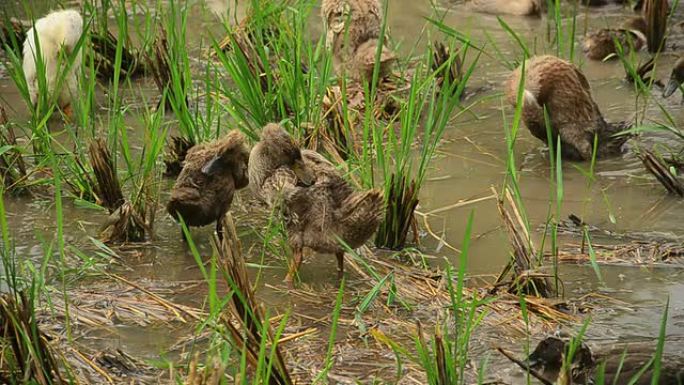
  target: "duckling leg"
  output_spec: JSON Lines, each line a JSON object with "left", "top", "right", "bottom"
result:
{"left": 335, "top": 251, "right": 345, "bottom": 280}
{"left": 215, "top": 220, "right": 224, "bottom": 242}
{"left": 285, "top": 247, "right": 303, "bottom": 285}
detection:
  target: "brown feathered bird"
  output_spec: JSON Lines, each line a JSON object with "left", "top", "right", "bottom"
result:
{"left": 321, "top": 0, "right": 394, "bottom": 81}
{"left": 167, "top": 130, "right": 250, "bottom": 238}
{"left": 525, "top": 336, "right": 684, "bottom": 385}
{"left": 248, "top": 123, "right": 384, "bottom": 283}
{"left": 505, "top": 55, "right": 631, "bottom": 161}
{"left": 583, "top": 17, "right": 647, "bottom": 61}
{"left": 466, "top": 0, "right": 544, "bottom": 16}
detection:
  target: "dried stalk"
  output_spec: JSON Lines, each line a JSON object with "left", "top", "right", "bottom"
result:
{"left": 215, "top": 213, "right": 293, "bottom": 385}
{"left": 88, "top": 139, "right": 147, "bottom": 243}
{"left": 494, "top": 187, "right": 553, "bottom": 297}
{"left": 0, "top": 292, "right": 67, "bottom": 385}
{"left": 90, "top": 29, "right": 144, "bottom": 80}
{"left": 643, "top": 0, "right": 668, "bottom": 52}
{"left": 638, "top": 148, "right": 684, "bottom": 196}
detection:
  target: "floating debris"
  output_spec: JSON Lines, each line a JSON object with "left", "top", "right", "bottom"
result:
{"left": 638, "top": 148, "right": 684, "bottom": 196}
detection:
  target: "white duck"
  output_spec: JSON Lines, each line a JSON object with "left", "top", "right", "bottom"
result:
{"left": 22, "top": 9, "right": 83, "bottom": 117}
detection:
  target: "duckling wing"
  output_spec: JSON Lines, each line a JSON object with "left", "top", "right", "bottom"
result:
{"left": 572, "top": 66, "right": 591, "bottom": 91}
{"left": 302, "top": 149, "right": 344, "bottom": 183}
{"left": 260, "top": 167, "right": 299, "bottom": 207}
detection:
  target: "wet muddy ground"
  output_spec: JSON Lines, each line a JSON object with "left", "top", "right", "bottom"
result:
{"left": 1, "top": 0, "right": 684, "bottom": 383}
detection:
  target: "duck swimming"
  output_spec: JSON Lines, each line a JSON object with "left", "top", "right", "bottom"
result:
{"left": 663, "top": 56, "right": 684, "bottom": 101}
{"left": 167, "top": 131, "right": 250, "bottom": 238}
{"left": 466, "top": 0, "right": 543, "bottom": 17}
{"left": 22, "top": 9, "right": 83, "bottom": 118}
{"left": 248, "top": 123, "right": 384, "bottom": 283}
{"left": 505, "top": 55, "right": 631, "bottom": 161}
{"left": 583, "top": 17, "right": 647, "bottom": 60}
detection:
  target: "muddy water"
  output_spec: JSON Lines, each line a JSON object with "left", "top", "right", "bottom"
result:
{"left": 2, "top": 0, "right": 684, "bottom": 381}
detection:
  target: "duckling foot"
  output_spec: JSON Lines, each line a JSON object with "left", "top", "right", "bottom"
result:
{"left": 62, "top": 104, "right": 74, "bottom": 122}
{"left": 215, "top": 220, "right": 224, "bottom": 242}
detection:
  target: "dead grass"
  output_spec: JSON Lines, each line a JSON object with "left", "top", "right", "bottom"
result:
{"left": 638, "top": 148, "right": 684, "bottom": 197}
{"left": 88, "top": 139, "right": 148, "bottom": 243}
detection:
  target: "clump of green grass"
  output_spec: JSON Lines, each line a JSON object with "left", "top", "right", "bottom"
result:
{"left": 214, "top": 0, "right": 329, "bottom": 136}
{"left": 366, "top": 39, "right": 479, "bottom": 250}
{"left": 0, "top": 105, "right": 30, "bottom": 194}
{"left": 0, "top": 16, "right": 27, "bottom": 57}
{"left": 0, "top": 186, "right": 73, "bottom": 384}
{"left": 179, "top": 214, "right": 294, "bottom": 384}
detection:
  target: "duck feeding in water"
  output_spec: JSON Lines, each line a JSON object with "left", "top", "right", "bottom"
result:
{"left": 505, "top": 55, "right": 631, "bottom": 161}
{"left": 167, "top": 131, "right": 250, "bottom": 239}
{"left": 248, "top": 123, "right": 384, "bottom": 284}
{"left": 22, "top": 9, "right": 83, "bottom": 118}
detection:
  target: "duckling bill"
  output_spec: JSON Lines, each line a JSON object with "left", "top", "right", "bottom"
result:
{"left": 248, "top": 123, "right": 384, "bottom": 283}
{"left": 167, "top": 130, "right": 250, "bottom": 238}
{"left": 505, "top": 55, "right": 631, "bottom": 161}
{"left": 663, "top": 56, "right": 684, "bottom": 100}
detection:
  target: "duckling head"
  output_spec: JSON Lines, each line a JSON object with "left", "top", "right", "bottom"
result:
{"left": 663, "top": 57, "right": 684, "bottom": 98}
{"left": 254, "top": 124, "right": 315, "bottom": 186}
{"left": 201, "top": 130, "right": 250, "bottom": 188}
{"left": 528, "top": 336, "right": 595, "bottom": 376}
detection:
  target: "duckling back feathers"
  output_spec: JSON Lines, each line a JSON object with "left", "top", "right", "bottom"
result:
{"left": 167, "top": 131, "right": 250, "bottom": 227}
{"left": 23, "top": 9, "right": 83, "bottom": 106}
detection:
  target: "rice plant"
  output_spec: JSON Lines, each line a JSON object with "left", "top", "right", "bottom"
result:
{"left": 368, "top": 39, "right": 480, "bottom": 249}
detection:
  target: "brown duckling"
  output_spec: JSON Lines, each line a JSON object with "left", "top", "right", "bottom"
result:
{"left": 349, "top": 38, "right": 396, "bottom": 82}
{"left": 505, "top": 55, "right": 631, "bottom": 161}
{"left": 525, "top": 336, "right": 684, "bottom": 385}
{"left": 663, "top": 56, "right": 684, "bottom": 100}
{"left": 167, "top": 130, "right": 250, "bottom": 238}
{"left": 466, "top": 0, "right": 543, "bottom": 17}
{"left": 248, "top": 123, "right": 384, "bottom": 283}
{"left": 321, "top": 0, "right": 394, "bottom": 80}
{"left": 583, "top": 17, "right": 647, "bottom": 61}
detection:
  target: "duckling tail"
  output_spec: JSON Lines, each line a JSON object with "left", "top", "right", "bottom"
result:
{"left": 335, "top": 188, "right": 385, "bottom": 249}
